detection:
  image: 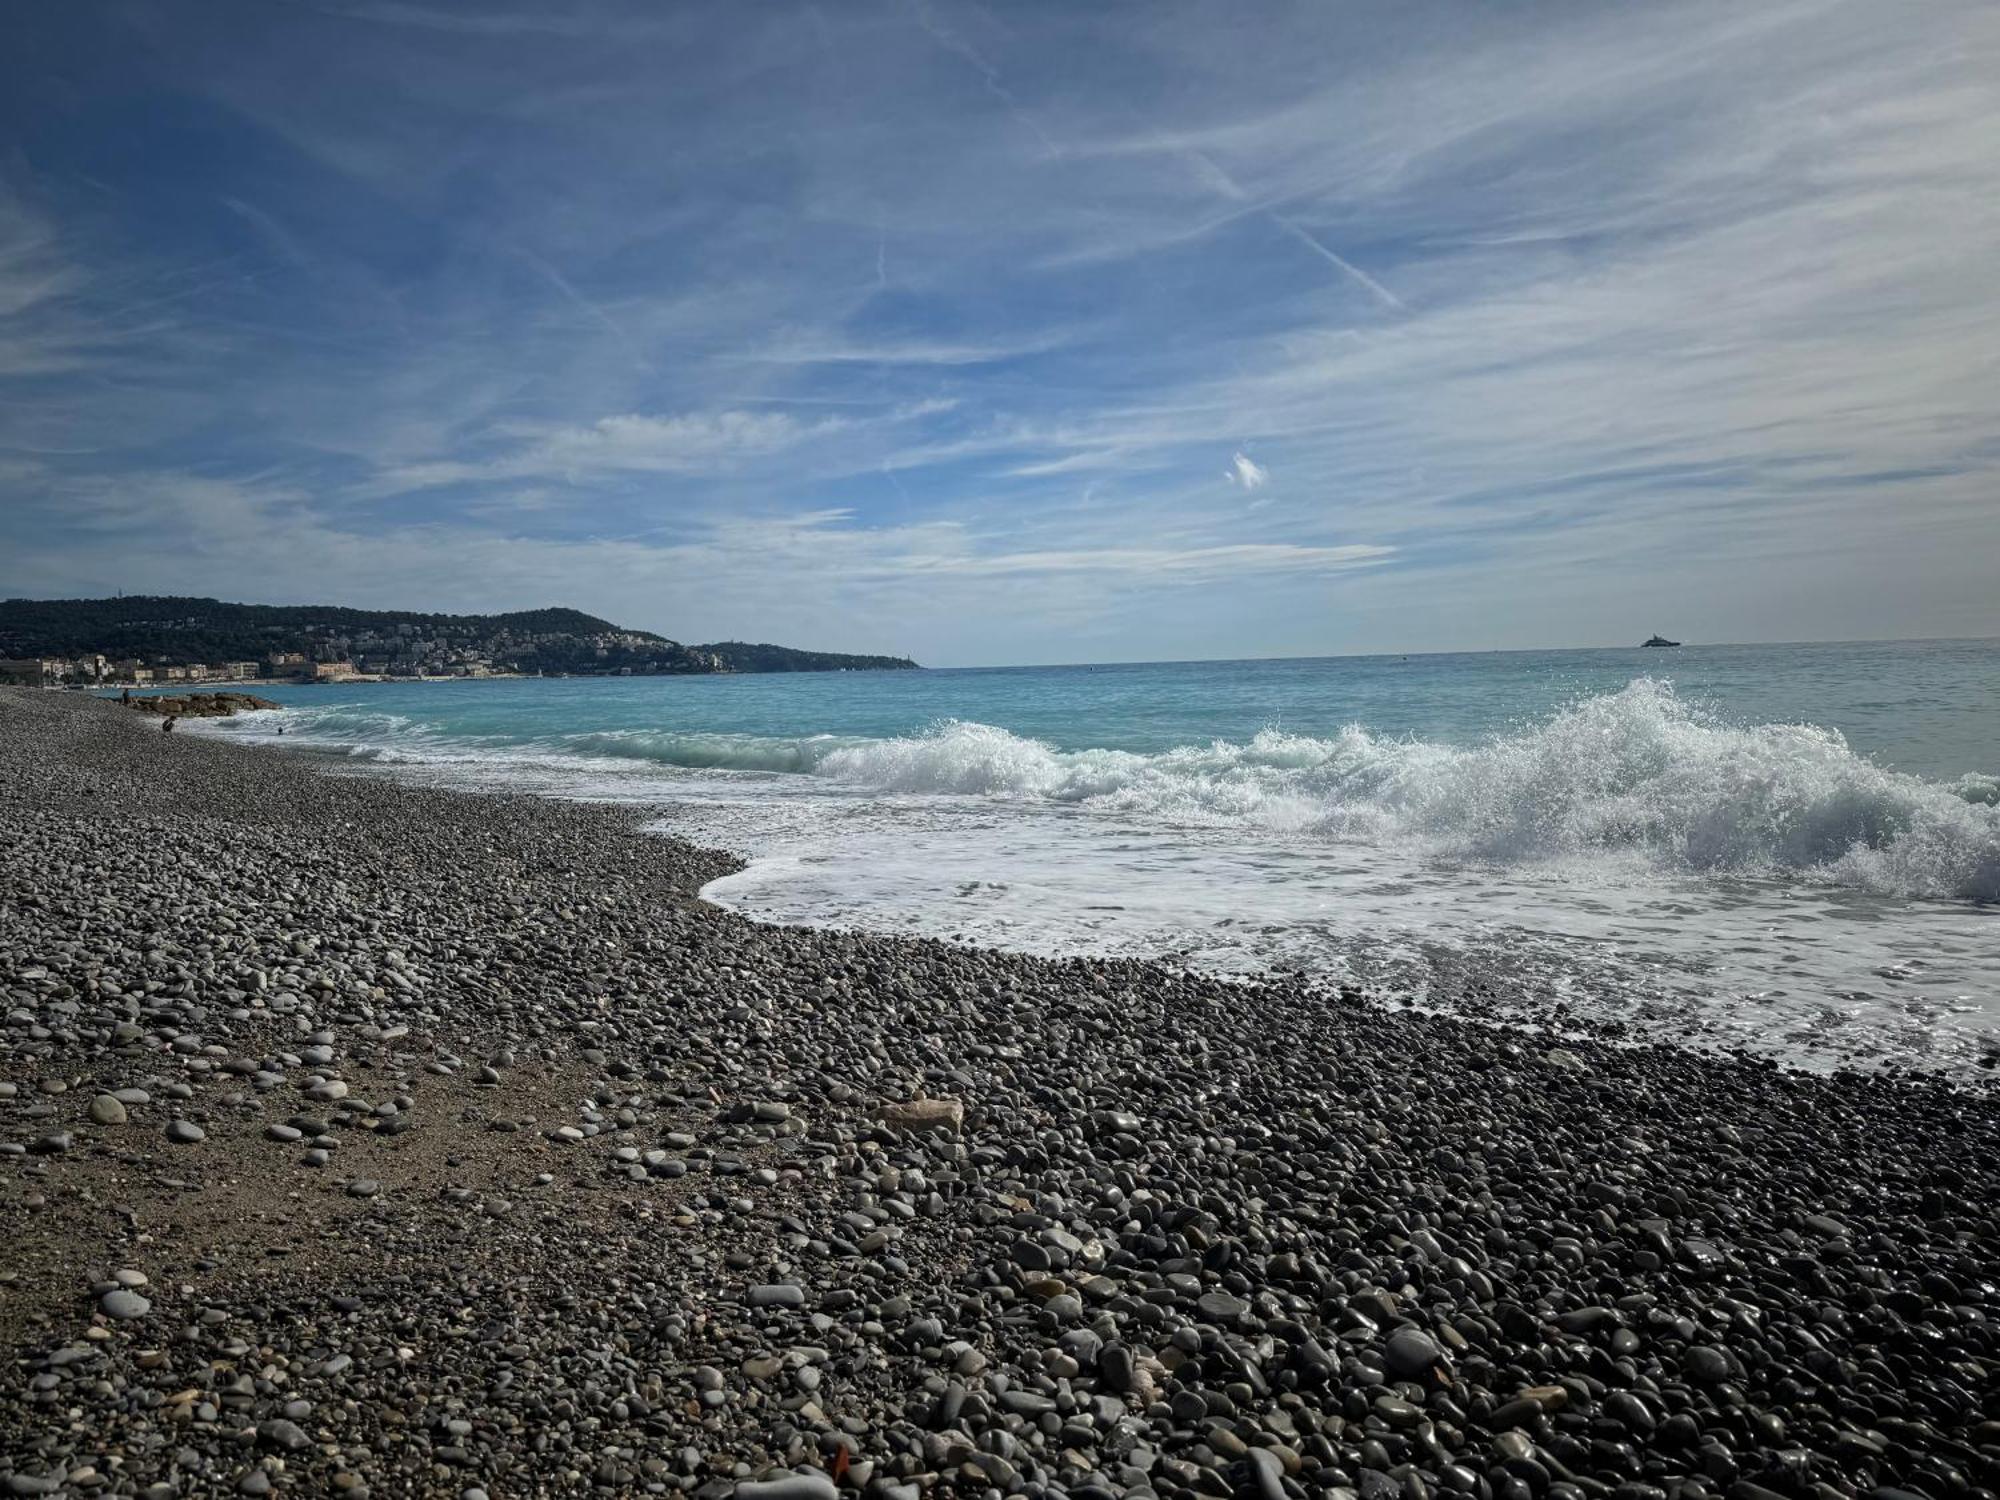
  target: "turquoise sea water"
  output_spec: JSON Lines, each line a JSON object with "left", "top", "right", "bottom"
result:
{"left": 172, "top": 639, "right": 2000, "bottom": 1075}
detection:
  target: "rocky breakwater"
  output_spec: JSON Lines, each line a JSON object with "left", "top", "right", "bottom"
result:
{"left": 0, "top": 689, "right": 1996, "bottom": 1500}
{"left": 121, "top": 691, "right": 278, "bottom": 718}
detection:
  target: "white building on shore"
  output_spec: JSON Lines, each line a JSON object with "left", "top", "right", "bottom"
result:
{"left": 1, "top": 656, "right": 109, "bottom": 686}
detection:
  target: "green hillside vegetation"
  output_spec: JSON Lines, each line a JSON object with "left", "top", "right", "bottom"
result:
{"left": 0, "top": 596, "right": 918, "bottom": 675}
{"left": 695, "top": 641, "right": 920, "bottom": 673}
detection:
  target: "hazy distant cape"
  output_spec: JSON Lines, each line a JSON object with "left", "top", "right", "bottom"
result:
{"left": 0, "top": 596, "right": 919, "bottom": 675}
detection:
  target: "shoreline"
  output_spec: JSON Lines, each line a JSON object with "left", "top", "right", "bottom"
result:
{"left": 184, "top": 687, "right": 2000, "bottom": 1084}
{"left": 2, "top": 689, "right": 1996, "bottom": 1499}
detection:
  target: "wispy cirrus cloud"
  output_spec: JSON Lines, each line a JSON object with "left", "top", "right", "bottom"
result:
{"left": 370, "top": 409, "right": 846, "bottom": 493}
{"left": 528, "top": 409, "right": 841, "bottom": 475}
{"left": 2, "top": 0, "right": 1997, "bottom": 663}
{"left": 877, "top": 540, "right": 1388, "bottom": 579}
{"left": 734, "top": 333, "right": 1069, "bottom": 368}
{"left": 0, "top": 190, "right": 93, "bottom": 376}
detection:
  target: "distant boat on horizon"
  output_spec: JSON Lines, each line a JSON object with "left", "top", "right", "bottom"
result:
{"left": 1641, "top": 634, "right": 1682, "bottom": 647}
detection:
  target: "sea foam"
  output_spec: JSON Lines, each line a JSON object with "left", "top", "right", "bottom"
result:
{"left": 808, "top": 681, "right": 2000, "bottom": 900}
{"left": 218, "top": 679, "right": 1999, "bottom": 900}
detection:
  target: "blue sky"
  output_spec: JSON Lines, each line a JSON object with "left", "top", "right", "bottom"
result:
{"left": 2, "top": 0, "right": 1996, "bottom": 665}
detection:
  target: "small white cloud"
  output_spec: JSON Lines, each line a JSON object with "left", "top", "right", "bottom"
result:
{"left": 1226, "top": 451, "right": 1268, "bottom": 490}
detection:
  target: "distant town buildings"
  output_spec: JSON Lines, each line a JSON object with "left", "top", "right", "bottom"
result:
{"left": 0, "top": 655, "right": 109, "bottom": 687}
{"left": 0, "top": 658, "right": 61, "bottom": 686}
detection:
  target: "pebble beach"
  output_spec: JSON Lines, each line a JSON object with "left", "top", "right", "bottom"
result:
{"left": 2, "top": 689, "right": 1996, "bottom": 1500}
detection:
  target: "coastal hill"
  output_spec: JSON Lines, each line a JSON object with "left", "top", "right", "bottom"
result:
{"left": 694, "top": 639, "right": 921, "bottom": 674}
{"left": 0, "top": 595, "right": 918, "bottom": 678}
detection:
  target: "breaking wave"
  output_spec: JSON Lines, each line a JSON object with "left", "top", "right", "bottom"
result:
{"left": 801, "top": 684, "right": 1999, "bottom": 899}
{"left": 218, "top": 681, "right": 2000, "bottom": 900}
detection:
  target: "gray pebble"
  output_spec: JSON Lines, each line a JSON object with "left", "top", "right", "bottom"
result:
{"left": 100, "top": 1289, "right": 152, "bottom": 1320}
{"left": 733, "top": 1475, "right": 836, "bottom": 1500}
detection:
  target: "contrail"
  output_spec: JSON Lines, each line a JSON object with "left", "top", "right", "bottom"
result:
{"left": 1270, "top": 215, "right": 1405, "bottom": 311}
{"left": 517, "top": 249, "right": 621, "bottom": 338}
{"left": 515, "top": 248, "right": 653, "bottom": 369}
{"left": 907, "top": 0, "right": 1061, "bottom": 159}
{"left": 222, "top": 198, "right": 318, "bottom": 276}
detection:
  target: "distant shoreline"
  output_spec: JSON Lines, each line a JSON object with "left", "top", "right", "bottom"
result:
{"left": 85, "top": 663, "right": 925, "bottom": 697}
{"left": 93, "top": 673, "right": 536, "bottom": 692}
